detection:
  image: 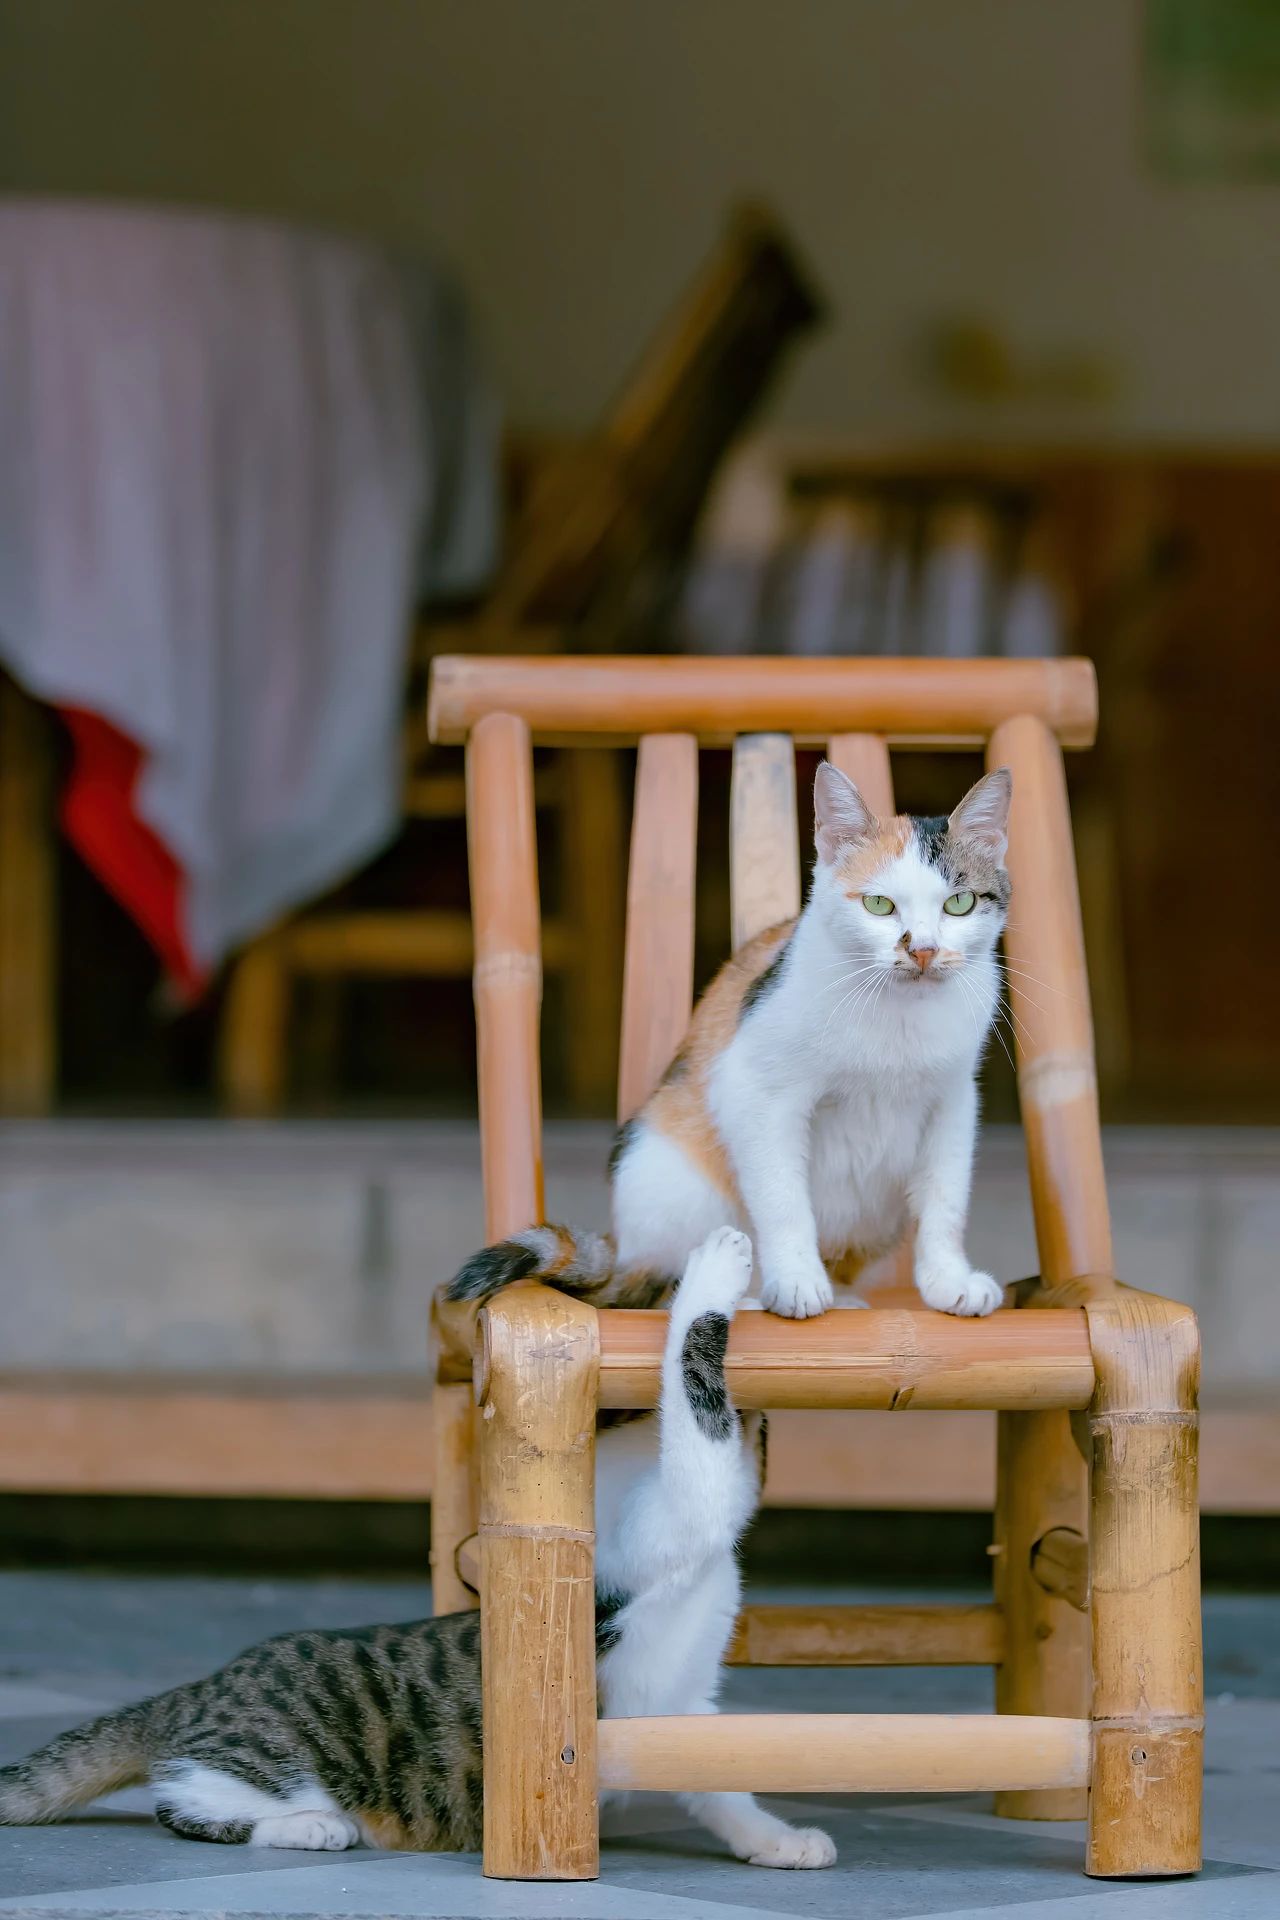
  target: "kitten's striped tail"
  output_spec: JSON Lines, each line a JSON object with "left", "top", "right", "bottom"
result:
{"left": 0, "top": 1708, "right": 149, "bottom": 1823}
{"left": 446, "top": 1225, "right": 676, "bottom": 1311}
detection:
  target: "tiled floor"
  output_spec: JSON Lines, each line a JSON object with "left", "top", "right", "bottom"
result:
{"left": 1, "top": 1574, "right": 1277, "bottom": 1918}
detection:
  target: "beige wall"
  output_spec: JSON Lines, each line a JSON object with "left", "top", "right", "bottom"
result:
{"left": 3, "top": 0, "right": 1279, "bottom": 440}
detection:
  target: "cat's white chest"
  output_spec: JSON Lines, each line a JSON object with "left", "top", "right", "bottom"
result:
{"left": 809, "top": 1081, "right": 927, "bottom": 1256}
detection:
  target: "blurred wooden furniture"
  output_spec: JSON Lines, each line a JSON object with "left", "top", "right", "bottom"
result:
{"left": 218, "top": 206, "right": 820, "bottom": 1115}
{"left": 429, "top": 653, "right": 1201, "bottom": 1883}
{"left": 0, "top": 674, "right": 57, "bottom": 1114}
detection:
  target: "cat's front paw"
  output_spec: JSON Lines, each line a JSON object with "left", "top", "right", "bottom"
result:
{"left": 916, "top": 1260, "right": 1005, "bottom": 1317}
{"left": 747, "top": 1823, "right": 837, "bottom": 1870}
{"left": 760, "top": 1248, "right": 833, "bottom": 1319}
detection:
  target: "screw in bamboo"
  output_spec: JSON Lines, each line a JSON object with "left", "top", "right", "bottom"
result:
{"left": 478, "top": 1289, "right": 600, "bottom": 1880}
{"left": 617, "top": 733, "right": 699, "bottom": 1121}
{"left": 1084, "top": 1292, "right": 1202, "bottom": 1877}
{"left": 987, "top": 713, "right": 1113, "bottom": 1819}
{"left": 729, "top": 733, "right": 800, "bottom": 949}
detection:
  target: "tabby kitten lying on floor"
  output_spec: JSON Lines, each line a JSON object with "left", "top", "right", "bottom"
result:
{"left": 452, "top": 760, "right": 1012, "bottom": 1322}
{"left": 0, "top": 1228, "right": 834, "bottom": 1870}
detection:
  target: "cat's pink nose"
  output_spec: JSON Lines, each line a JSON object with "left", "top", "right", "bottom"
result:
{"left": 909, "top": 945, "right": 938, "bottom": 972}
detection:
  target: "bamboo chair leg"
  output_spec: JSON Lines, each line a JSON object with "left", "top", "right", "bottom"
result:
{"left": 1084, "top": 1293, "right": 1202, "bottom": 1878}
{"left": 993, "top": 1410, "right": 1089, "bottom": 1818}
{"left": 429, "top": 1381, "right": 479, "bottom": 1615}
{"left": 479, "top": 1288, "right": 600, "bottom": 1880}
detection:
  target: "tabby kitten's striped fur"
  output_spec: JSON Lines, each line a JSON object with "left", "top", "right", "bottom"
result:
{"left": 0, "top": 1229, "right": 835, "bottom": 1871}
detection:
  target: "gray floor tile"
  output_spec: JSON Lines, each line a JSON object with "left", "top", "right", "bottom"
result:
{"left": 2, "top": 1576, "right": 1277, "bottom": 1918}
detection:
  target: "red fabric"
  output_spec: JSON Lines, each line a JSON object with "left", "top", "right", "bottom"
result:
{"left": 56, "top": 707, "right": 205, "bottom": 997}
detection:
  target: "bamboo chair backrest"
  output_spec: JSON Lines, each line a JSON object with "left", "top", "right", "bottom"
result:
{"left": 480, "top": 206, "right": 821, "bottom": 639}
{"left": 433, "top": 654, "right": 1110, "bottom": 1291}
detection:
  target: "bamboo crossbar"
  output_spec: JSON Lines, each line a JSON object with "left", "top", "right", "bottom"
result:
{"left": 429, "top": 655, "right": 1098, "bottom": 749}
{"left": 596, "top": 1713, "right": 1090, "bottom": 1795}
{"left": 727, "top": 1602, "right": 1005, "bottom": 1667}
{"left": 476, "top": 1304, "right": 1095, "bottom": 1411}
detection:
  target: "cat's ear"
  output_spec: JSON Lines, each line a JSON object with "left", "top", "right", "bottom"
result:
{"left": 949, "top": 768, "right": 1012, "bottom": 860}
{"left": 814, "top": 761, "right": 877, "bottom": 865}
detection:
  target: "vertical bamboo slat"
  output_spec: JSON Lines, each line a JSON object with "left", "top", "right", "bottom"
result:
{"left": 988, "top": 714, "right": 1109, "bottom": 1819}
{"left": 826, "top": 732, "right": 895, "bottom": 820}
{"left": 466, "top": 712, "right": 544, "bottom": 1238}
{"left": 617, "top": 734, "right": 699, "bottom": 1121}
{"left": 479, "top": 1290, "right": 600, "bottom": 1880}
{"left": 1085, "top": 1293, "right": 1202, "bottom": 1877}
{"left": 730, "top": 733, "right": 800, "bottom": 948}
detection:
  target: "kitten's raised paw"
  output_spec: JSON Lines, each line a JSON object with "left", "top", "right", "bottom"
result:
{"left": 677, "top": 1226, "right": 754, "bottom": 1323}
{"left": 251, "top": 1811, "right": 359, "bottom": 1851}
{"left": 917, "top": 1264, "right": 1005, "bottom": 1318}
{"left": 760, "top": 1251, "right": 833, "bottom": 1320}
{"left": 748, "top": 1824, "right": 837, "bottom": 1870}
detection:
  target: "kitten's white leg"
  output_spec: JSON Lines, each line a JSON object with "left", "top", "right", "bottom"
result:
{"left": 710, "top": 1061, "right": 830, "bottom": 1319}
{"left": 678, "top": 1786, "right": 837, "bottom": 1869}
{"left": 153, "top": 1764, "right": 358, "bottom": 1850}
{"left": 910, "top": 1074, "right": 1004, "bottom": 1316}
{"left": 603, "top": 1227, "right": 760, "bottom": 1589}
{"left": 251, "top": 1810, "right": 359, "bottom": 1850}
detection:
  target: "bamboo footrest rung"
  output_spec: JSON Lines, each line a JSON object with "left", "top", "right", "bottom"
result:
{"left": 543, "top": 1305, "right": 1096, "bottom": 1412}
{"left": 597, "top": 1712, "right": 1089, "bottom": 1795}
{"left": 727, "top": 1602, "right": 1004, "bottom": 1667}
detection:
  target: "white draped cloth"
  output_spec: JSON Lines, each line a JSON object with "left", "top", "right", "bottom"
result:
{"left": 0, "top": 197, "right": 498, "bottom": 979}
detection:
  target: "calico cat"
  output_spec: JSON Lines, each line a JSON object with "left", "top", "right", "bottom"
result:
{"left": 451, "top": 759, "right": 1012, "bottom": 1323}
{"left": 0, "top": 1228, "right": 835, "bottom": 1870}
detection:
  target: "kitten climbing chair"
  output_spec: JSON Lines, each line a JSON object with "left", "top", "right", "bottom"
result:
{"left": 428, "top": 654, "right": 1201, "bottom": 1883}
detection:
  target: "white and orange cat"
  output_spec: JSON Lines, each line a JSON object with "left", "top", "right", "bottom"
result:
{"left": 451, "top": 759, "right": 1011, "bottom": 1322}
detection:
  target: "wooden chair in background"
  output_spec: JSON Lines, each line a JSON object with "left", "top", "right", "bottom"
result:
{"left": 429, "top": 652, "right": 1202, "bottom": 1884}
{"left": 218, "top": 206, "right": 820, "bottom": 1115}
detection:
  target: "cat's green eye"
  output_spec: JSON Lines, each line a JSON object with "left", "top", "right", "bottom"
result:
{"left": 862, "top": 893, "right": 895, "bottom": 916}
{"left": 944, "top": 891, "right": 977, "bottom": 916}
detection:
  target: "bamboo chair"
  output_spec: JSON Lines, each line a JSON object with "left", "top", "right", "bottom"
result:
{"left": 219, "top": 205, "right": 819, "bottom": 1114}
{"left": 428, "top": 653, "right": 1202, "bottom": 1884}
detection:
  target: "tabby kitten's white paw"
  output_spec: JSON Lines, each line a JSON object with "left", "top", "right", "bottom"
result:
{"left": 916, "top": 1261, "right": 1005, "bottom": 1317}
{"left": 251, "top": 1810, "right": 359, "bottom": 1850}
{"left": 748, "top": 1823, "right": 838, "bottom": 1869}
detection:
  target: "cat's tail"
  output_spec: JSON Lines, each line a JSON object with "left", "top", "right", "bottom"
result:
{"left": 446, "top": 1225, "right": 676, "bottom": 1310}
{"left": 0, "top": 1707, "right": 150, "bottom": 1823}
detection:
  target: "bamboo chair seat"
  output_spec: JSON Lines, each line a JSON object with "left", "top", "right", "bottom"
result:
{"left": 428, "top": 652, "right": 1202, "bottom": 1886}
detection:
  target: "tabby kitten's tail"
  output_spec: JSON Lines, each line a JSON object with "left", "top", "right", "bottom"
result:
{"left": 446, "top": 1224, "right": 675, "bottom": 1310}
{"left": 0, "top": 1708, "right": 148, "bottom": 1823}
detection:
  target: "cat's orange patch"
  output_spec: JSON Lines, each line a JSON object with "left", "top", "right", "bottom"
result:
{"left": 836, "top": 817, "right": 911, "bottom": 893}
{"left": 643, "top": 920, "right": 795, "bottom": 1202}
